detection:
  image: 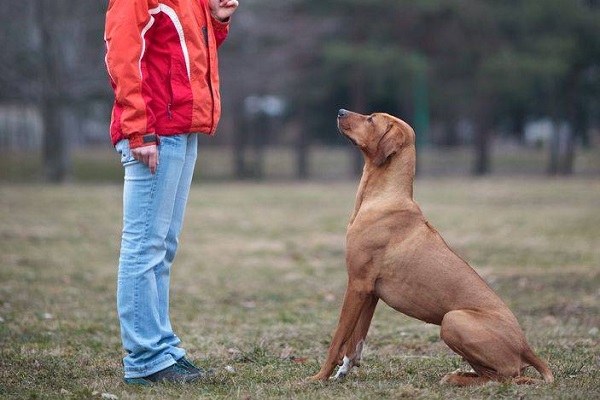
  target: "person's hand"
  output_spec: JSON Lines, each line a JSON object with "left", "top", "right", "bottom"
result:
{"left": 209, "top": 0, "right": 239, "bottom": 22}
{"left": 131, "top": 145, "right": 159, "bottom": 174}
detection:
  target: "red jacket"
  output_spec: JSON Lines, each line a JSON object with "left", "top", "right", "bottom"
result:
{"left": 104, "top": 0, "right": 230, "bottom": 148}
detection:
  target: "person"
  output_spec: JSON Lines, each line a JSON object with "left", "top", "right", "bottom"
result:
{"left": 104, "top": 0, "right": 239, "bottom": 385}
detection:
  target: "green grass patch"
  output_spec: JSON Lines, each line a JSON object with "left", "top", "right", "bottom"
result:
{"left": 0, "top": 178, "right": 599, "bottom": 399}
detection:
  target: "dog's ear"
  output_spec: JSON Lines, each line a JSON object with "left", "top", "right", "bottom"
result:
{"left": 373, "top": 123, "right": 403, "bottom": 167}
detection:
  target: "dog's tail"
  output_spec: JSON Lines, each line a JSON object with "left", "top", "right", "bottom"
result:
{"left": 523, "top": 347, "right": 554, "bottom": 383}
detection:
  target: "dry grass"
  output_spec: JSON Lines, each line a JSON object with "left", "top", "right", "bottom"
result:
{"left": 1, "top": 144, "right": 599, "bottom": 182}
{"left": 0, "top": 178, "right": 599, "bottom": 399}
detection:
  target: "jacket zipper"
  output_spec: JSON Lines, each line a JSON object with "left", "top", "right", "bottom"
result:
{"left": 202, "top": 26, "right": 209, "bottom": 46}
{"left": 167, "top": 68, "right": 173, "bottom": 120}
{"left": 202, "top": 25, "right": 215, "bottom": 132}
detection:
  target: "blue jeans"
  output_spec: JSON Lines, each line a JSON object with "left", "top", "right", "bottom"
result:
{"left": 115, "top": 134, "right": 198, "bottom": 378}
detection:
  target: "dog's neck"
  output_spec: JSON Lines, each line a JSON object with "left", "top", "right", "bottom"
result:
{"left": 366, "top": 145, "right": 416, "bottom": 199}
{"left": 349, "top": 145, "right": 416, "bottom": 225}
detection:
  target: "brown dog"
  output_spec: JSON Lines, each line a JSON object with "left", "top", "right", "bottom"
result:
{"left": 309, "top": 109, "right": 554, "bottom": 386}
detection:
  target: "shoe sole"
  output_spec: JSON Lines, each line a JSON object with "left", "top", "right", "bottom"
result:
{"left": 124, "top": 377, "right": 153, "bottom": 386}
{"left": 124, "top": 373, "right": 202, "bottom": 386}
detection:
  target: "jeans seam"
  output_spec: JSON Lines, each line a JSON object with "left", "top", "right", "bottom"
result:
{"left": 131, "top": 163, "right": 160, "bottom": 339}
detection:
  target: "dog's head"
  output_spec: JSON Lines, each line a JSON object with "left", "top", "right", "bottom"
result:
{"left": 337, "top": 109, "right": 415, "bottom": 167}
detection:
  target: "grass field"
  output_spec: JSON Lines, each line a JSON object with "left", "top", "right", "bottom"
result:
{"left": 1, "top": 178, "right": 599, "bottom": 399}
{"left": 1, "top": 144, "right": 600, "bottom": 182}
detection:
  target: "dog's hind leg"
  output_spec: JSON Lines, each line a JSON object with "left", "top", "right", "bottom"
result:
{"left": 440, "top": 309, "right": 525, "bottom": 385}
{"left": 334, "top": 296, "right": 378, "bottom": 379}
{"left": 440, "top": 370, "right": 492, "bottom": 386}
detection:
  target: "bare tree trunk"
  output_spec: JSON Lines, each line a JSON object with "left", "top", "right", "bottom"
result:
{"left": 560, "top": 130, "right": 575, "bottom": 175}
{"left": 546, "top": 76, "right": 579, "bottom": 176}
{"left": 252, "top": 112, "right": 267, "bottom": 180}
{"left": 473, "top": 127, "right": 491, "bottom": 176}
{"left": 472, "top": 99, "right": 492, "bottom": 176}
{"left": 34, "top": 0, "right": 70, "bottom": 182}
{"left": 41, "top": 103, "right": 69, "bottom": 182}
{"left": 233, "top": 98, "right": 249, "bottom": 179}
{"left": 295, "top": 101, "right": 309, "bottom": 180}
{"left": 548, "top": 121, "right": 575, "bottom": 175}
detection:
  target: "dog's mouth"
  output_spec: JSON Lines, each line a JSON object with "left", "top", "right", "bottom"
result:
{"left": 342, "top": 133, "right": 358, "bottom": 146}
{"left": 337, "top": 120, "right": 357, "bottom": 146}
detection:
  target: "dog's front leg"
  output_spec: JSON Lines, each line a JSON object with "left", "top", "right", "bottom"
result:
{"left": 333, "top": 295, "right": 378, "bottom": 379}
{"left": 309, "top": 285, "right": 372, "bottom": 381}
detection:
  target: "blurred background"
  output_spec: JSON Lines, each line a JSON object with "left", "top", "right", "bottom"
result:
{"left": 0, "top": 0, "right": 599, "bottom": 183}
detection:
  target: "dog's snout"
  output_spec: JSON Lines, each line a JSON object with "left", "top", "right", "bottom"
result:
{"left": 338, "top": 109, "right": 349, "bottom": 118}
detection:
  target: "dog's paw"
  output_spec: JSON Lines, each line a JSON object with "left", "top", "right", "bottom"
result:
{"left": 333, "top": 371, "right": 347, "bottom": 380}
{"left": 333, "top": 356, "right": 352, "bottom": 379}
{"left": 307, "top": 374, "right": 328, "bottom": 382}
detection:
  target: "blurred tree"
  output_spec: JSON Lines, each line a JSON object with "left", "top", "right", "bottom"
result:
{"left": 33, "top": 0, "right": 70, "bottom": 182}
{"left": 305, "top": 0, "right": 599, "bottom": 175}
{"left": 0, "top": 0, "right": 108, "bottom": 182}
{"left": 480, "top": 0, "right": 600, "bottom": 175}
{"left": 295, "top": 0, "right": 429, "bottom": 175}
{"left": 218, "top": 0, "right": 337, "bottom": 179}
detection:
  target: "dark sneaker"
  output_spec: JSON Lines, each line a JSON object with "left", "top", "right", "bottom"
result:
{"left": 177, "top": 356, "right": 215, "bottom": 377}
{"left": 124, "top": 363, "right": 202, "bottom": 386}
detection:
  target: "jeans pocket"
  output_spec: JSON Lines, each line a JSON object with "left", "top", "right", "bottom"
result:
{"left": 116, "top": 139, "right": 138, "bottom": 167}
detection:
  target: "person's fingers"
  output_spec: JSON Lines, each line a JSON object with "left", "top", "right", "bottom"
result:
{"left": 149, "top": 151, "right": 158, "bottom": 175}
{"left": 132, "top": 148, "right": 144, "bottom": 162}
{"left": 221, "top": 0, "right": 238, "bottom": 7}
{"left": 131, "top": 147, "right": 158, "bottom": 173}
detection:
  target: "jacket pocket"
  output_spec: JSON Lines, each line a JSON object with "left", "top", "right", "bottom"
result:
{"left": 168, "top": 56, "right": 193, "bottom": 116}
